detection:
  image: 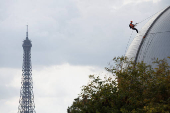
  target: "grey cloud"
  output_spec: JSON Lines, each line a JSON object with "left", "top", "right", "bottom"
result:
{"left": 0, "top": 86, "right": 19, "bottom": 99}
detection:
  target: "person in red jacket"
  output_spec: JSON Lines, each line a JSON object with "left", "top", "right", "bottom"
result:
{"left": 129, "top": 21, "right": 138, "bottom": 33}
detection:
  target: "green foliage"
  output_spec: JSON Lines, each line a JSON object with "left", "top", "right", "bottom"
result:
{"left": 68, "top": 56, "right": 170, "bottom": 113}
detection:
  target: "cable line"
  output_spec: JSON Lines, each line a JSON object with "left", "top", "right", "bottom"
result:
{"left": 137, "top": 7, "right": 166, "bottom": 24}
{"left": 125, "top": 30, "right": 133, "bottom": 56}
{"left": 149, "top": 30, "right": 170, "bottom": 34}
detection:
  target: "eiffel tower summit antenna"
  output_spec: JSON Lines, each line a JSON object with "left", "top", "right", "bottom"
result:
{"left": 26, "top": 25, "right": 28, "bottom": 40}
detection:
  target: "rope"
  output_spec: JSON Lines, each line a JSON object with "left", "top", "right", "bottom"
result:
{"left": 149, "top": 30, "right": 170, "bottom": 34}
{"left": 137, "top": 12, "right": 158, "bottom": 24}
{"left": 142, "top": 34, "right": 155, "bottom": 61}
{"left": 137, "top": 7, "right": 166, "bottom": 24}
{"left": 125, "top": 30, "right": 133, "bottom": 56}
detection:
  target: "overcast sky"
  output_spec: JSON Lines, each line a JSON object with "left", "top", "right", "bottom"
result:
{"left": 0, "top": 0, "right": 169, "bottom": 113}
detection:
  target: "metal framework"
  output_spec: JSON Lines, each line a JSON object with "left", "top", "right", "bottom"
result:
{"left": 18, "top": 25, "right": 36, "bottom": 113}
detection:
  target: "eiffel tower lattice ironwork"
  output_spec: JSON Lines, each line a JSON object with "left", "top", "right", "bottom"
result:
{"left": 18, "top": 25, "right": 36, "bottom": 113}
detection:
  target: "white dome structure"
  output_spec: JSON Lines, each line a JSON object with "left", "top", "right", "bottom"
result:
{"left": 126, "top": 6, "right": 170, "bottom": 66}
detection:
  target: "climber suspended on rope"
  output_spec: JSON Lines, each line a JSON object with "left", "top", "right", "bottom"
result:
{"left": 129, "top": 21, "right": 138, "bottom": 33}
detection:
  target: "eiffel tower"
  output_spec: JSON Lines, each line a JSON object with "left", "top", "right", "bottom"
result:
{"left": 18, "top": 25, "right": 36, "bottom": 113}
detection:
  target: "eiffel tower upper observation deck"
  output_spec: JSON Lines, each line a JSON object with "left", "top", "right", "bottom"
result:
{"left": 18, "top": 25, "right": 36, "bottom": 113}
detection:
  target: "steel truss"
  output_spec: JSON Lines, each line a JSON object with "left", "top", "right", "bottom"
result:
{"left": 18, "top": 27, "right": 36, "bottom": 113}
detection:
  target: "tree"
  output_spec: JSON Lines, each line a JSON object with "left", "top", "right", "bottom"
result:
{"left": 68, "top": 56, "right": 170, "bottom": 113}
